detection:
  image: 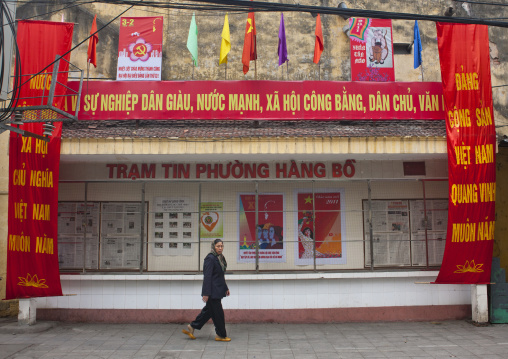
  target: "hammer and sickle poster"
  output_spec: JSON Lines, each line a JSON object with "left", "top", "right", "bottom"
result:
{"left": 117, "top": 17, "right": 163, "bottom": 81}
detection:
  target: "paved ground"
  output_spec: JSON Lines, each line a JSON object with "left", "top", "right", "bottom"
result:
{"left": 0, "top": 318, "right": 508, "bottom": 358}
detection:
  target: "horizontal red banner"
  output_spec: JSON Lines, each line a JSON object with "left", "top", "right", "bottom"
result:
{"left": 68, "top": 81, "right": 445, "bottom": 121}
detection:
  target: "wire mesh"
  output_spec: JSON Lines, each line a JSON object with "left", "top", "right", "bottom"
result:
{"left": 57, "top": 179, "right": 448, "bottom": 273}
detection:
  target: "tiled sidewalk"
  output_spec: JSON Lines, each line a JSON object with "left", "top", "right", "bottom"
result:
{"left": 0, "top": 319, "right": 507, "bottom": 358}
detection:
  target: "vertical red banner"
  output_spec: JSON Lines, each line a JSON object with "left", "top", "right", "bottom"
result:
{"left": 5, "top": 21, "right": 73, "bottom": 299}
{"left": 116, "top": 17, "right": 163, "bottom": 80}
{"left": 350, "top": 18, "right": 395, "bottom": 81}
{"left": 435, "top": 23, "right": 496, "bottom": 284}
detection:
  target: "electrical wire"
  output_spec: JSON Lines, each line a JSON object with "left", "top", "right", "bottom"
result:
{"left": 0, "top": 1, "right": 97, "bottom": 29}
{"left": 14, "top": 0, "right": 139, "bottom": 96}
{"left": 454, "top": 0, "right": 508, "bottom": 7}
{"left": 91, "top": 0, "right": 508, "bottom": 28}
{"left": 0, "top": 0, "right": 129, "bottom": 123}
{"left": 6, "top": 0, "right": 508, "bottom": 26}
{"left": 5, "top": 0, "right": 508, "bottom": 125}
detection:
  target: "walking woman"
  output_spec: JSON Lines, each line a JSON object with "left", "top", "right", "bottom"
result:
{"left": 182, "top": 239, "right": 231, "bottom": 342}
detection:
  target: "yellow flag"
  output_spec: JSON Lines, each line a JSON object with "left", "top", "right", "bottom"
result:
{"left": 219, "top": 14, "right": 230, "bottom": 65}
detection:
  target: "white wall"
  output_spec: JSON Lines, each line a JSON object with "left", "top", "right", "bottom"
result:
{"left": 35, "top": 272, "right": 470, "bottom": 310}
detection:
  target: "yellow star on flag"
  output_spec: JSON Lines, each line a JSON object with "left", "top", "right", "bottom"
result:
{"left": 247, "top": 18, "right": 253, "bottom": 34}
{"left": 304, "top": 196, "right": 312, "bottom": 204}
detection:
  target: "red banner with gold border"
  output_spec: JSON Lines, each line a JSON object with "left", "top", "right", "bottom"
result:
{"left": 5, "top": 21, "right": 73, "bottom": 299}
{"left": 434, "top": 23, "right": 496, "bottom": 284}
{"left": 70, "top": 80, "right": 444, "bottom": 120}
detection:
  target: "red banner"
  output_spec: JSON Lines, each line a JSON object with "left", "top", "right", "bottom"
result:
{"left": 350, "top": 18, "right": 395, "bottom": 81}
{"left": 70, "top": 80, "right": 444, "bottom": 120}
{"left": 16, "top": 20, "right": 74, "bottom": 108}
{"left": 434, "top": 23, "right": 496, "bottom": 284}
{"left": 5, "top": 21, "right": 73, "bottom": 299}
{"left": 117, "top": 17, "right": 163, "bottom": 81}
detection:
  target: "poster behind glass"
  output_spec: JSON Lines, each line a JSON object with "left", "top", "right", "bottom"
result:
{"left": 150, "top": 197, "right": 196, "bottom": 256}
{"left": 100, "top": 202, "right": 147, "bottom": 269}
{"left": 294, "top": 190, "right": 346, "bottom": 266}
{"left": 238, "top": 194, "right": 285, "bottom": 263}
{"left": 410, "top": 199, "right": 447, "bottom": 266}
{"left": 363, "top": 200, "right": 411, "bottom": 266}
{"left": 57, "top": 202, "right": 100, "bottom": 269}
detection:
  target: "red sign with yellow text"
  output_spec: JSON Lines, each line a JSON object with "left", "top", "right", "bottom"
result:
{"left": 17, "top": 20, "right": 74, "bottom": 108}
{"left": 5, "top": 21, "right": 72, "bottom": 299}
{"left": 70, "top": 80, "right": 444, "bottom": 120}
{"left": 434, "top": 23, "right": 496, "bottom": 284}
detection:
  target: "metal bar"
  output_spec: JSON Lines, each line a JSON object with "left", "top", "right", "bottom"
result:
{"left": 255, "top": 181, "right": 259, "bottom": 273}
{"left": 0, "top": 124, "right": 50, "bottom": 142}
{"left": 312, "top": 181, "right": 316, "bottom": 271}
{"left": 58, "top": 177, "right": 448, "bottom": 184}
{"left": 368, "top": 180, "right": 374, "bottom": 270}
{"left": 47, "top": 55, "right": 60, "bottom": 106}
{"left": 83, "top": 182, "right": 88, "bottom": 273}
{"left": 39, "top": 73, "right": 48, "bottom": 106}
{"left": 57, "top": 81, "right": 81, "bottom": 93}
{"left": 422, "top": 180, "right": 430, "bottom": 269}
{"left": 74, "top": 69, "right": 84, "bottom": 118}
{"left": 198, "top": 182, "right": 202, "bottom": 272}
{"left": 139, "top": 183, "right": 146, "bottom": 273}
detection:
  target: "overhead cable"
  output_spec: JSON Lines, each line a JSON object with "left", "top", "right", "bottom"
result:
{"left": 94, "top": 0, "right": 508, "bottom": 28}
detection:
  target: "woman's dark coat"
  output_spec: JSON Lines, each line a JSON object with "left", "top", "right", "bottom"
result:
{"left": 201, "top": 253, "right": 229, "bottom": 299}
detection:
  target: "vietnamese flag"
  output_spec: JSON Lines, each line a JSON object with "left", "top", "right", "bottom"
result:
{"left": 87, "top": 14, "right": 99, "bottom": 67}
{"left": 242, "top": 10, "right": 257, "bottom": 74}
{"left": 313, "top": 14, "right": 323, "bottom": 64}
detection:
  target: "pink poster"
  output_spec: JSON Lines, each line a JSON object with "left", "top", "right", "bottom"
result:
{"left": 295, "top": 190, "right": 346, "bottom": 265}
{"left": 238, "top": 194, "right": 285, "bottom": 263}
{"left": 350, "top": 18, "right": 395, "bottom": 81}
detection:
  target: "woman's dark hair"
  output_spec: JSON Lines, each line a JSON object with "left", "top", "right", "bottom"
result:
{"left": 303, "top": 227, "right": 313, "bottom": 239}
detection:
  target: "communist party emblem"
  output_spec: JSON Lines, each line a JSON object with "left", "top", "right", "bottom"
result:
{"left": 128, "top": 38, "right": 153, "bottom": 61}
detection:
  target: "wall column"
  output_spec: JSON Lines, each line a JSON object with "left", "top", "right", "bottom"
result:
{"left": 471, "top": 284, "right": 488, "bottom": 323}
{"left": 18, "top": 298, "right": 36, "bottom": 325}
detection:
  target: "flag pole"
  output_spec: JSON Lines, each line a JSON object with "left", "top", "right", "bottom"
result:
{"left": 255, "top": 60, "right": 257, "bottom": 80}
{"left": 86, "top": 62, "right": 89, "bottom": 94}
{"left": 225, "top": 62, "right": 228, "bottom": 80}
{"left": 286, "top": 62, "right": 288, "bottom": 80}
{"left": 192, "top": 64, "right": 194, "bottom": 80}
{"left": 318, "top": 63, "right": 321, "bottom": 81}
{"left": 421, "top": 61, "right": 424, "bottom": 82}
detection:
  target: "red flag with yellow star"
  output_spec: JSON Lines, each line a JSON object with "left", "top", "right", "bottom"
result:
{"left": 242, "top": 10, "right": 257, "bottom": 75}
